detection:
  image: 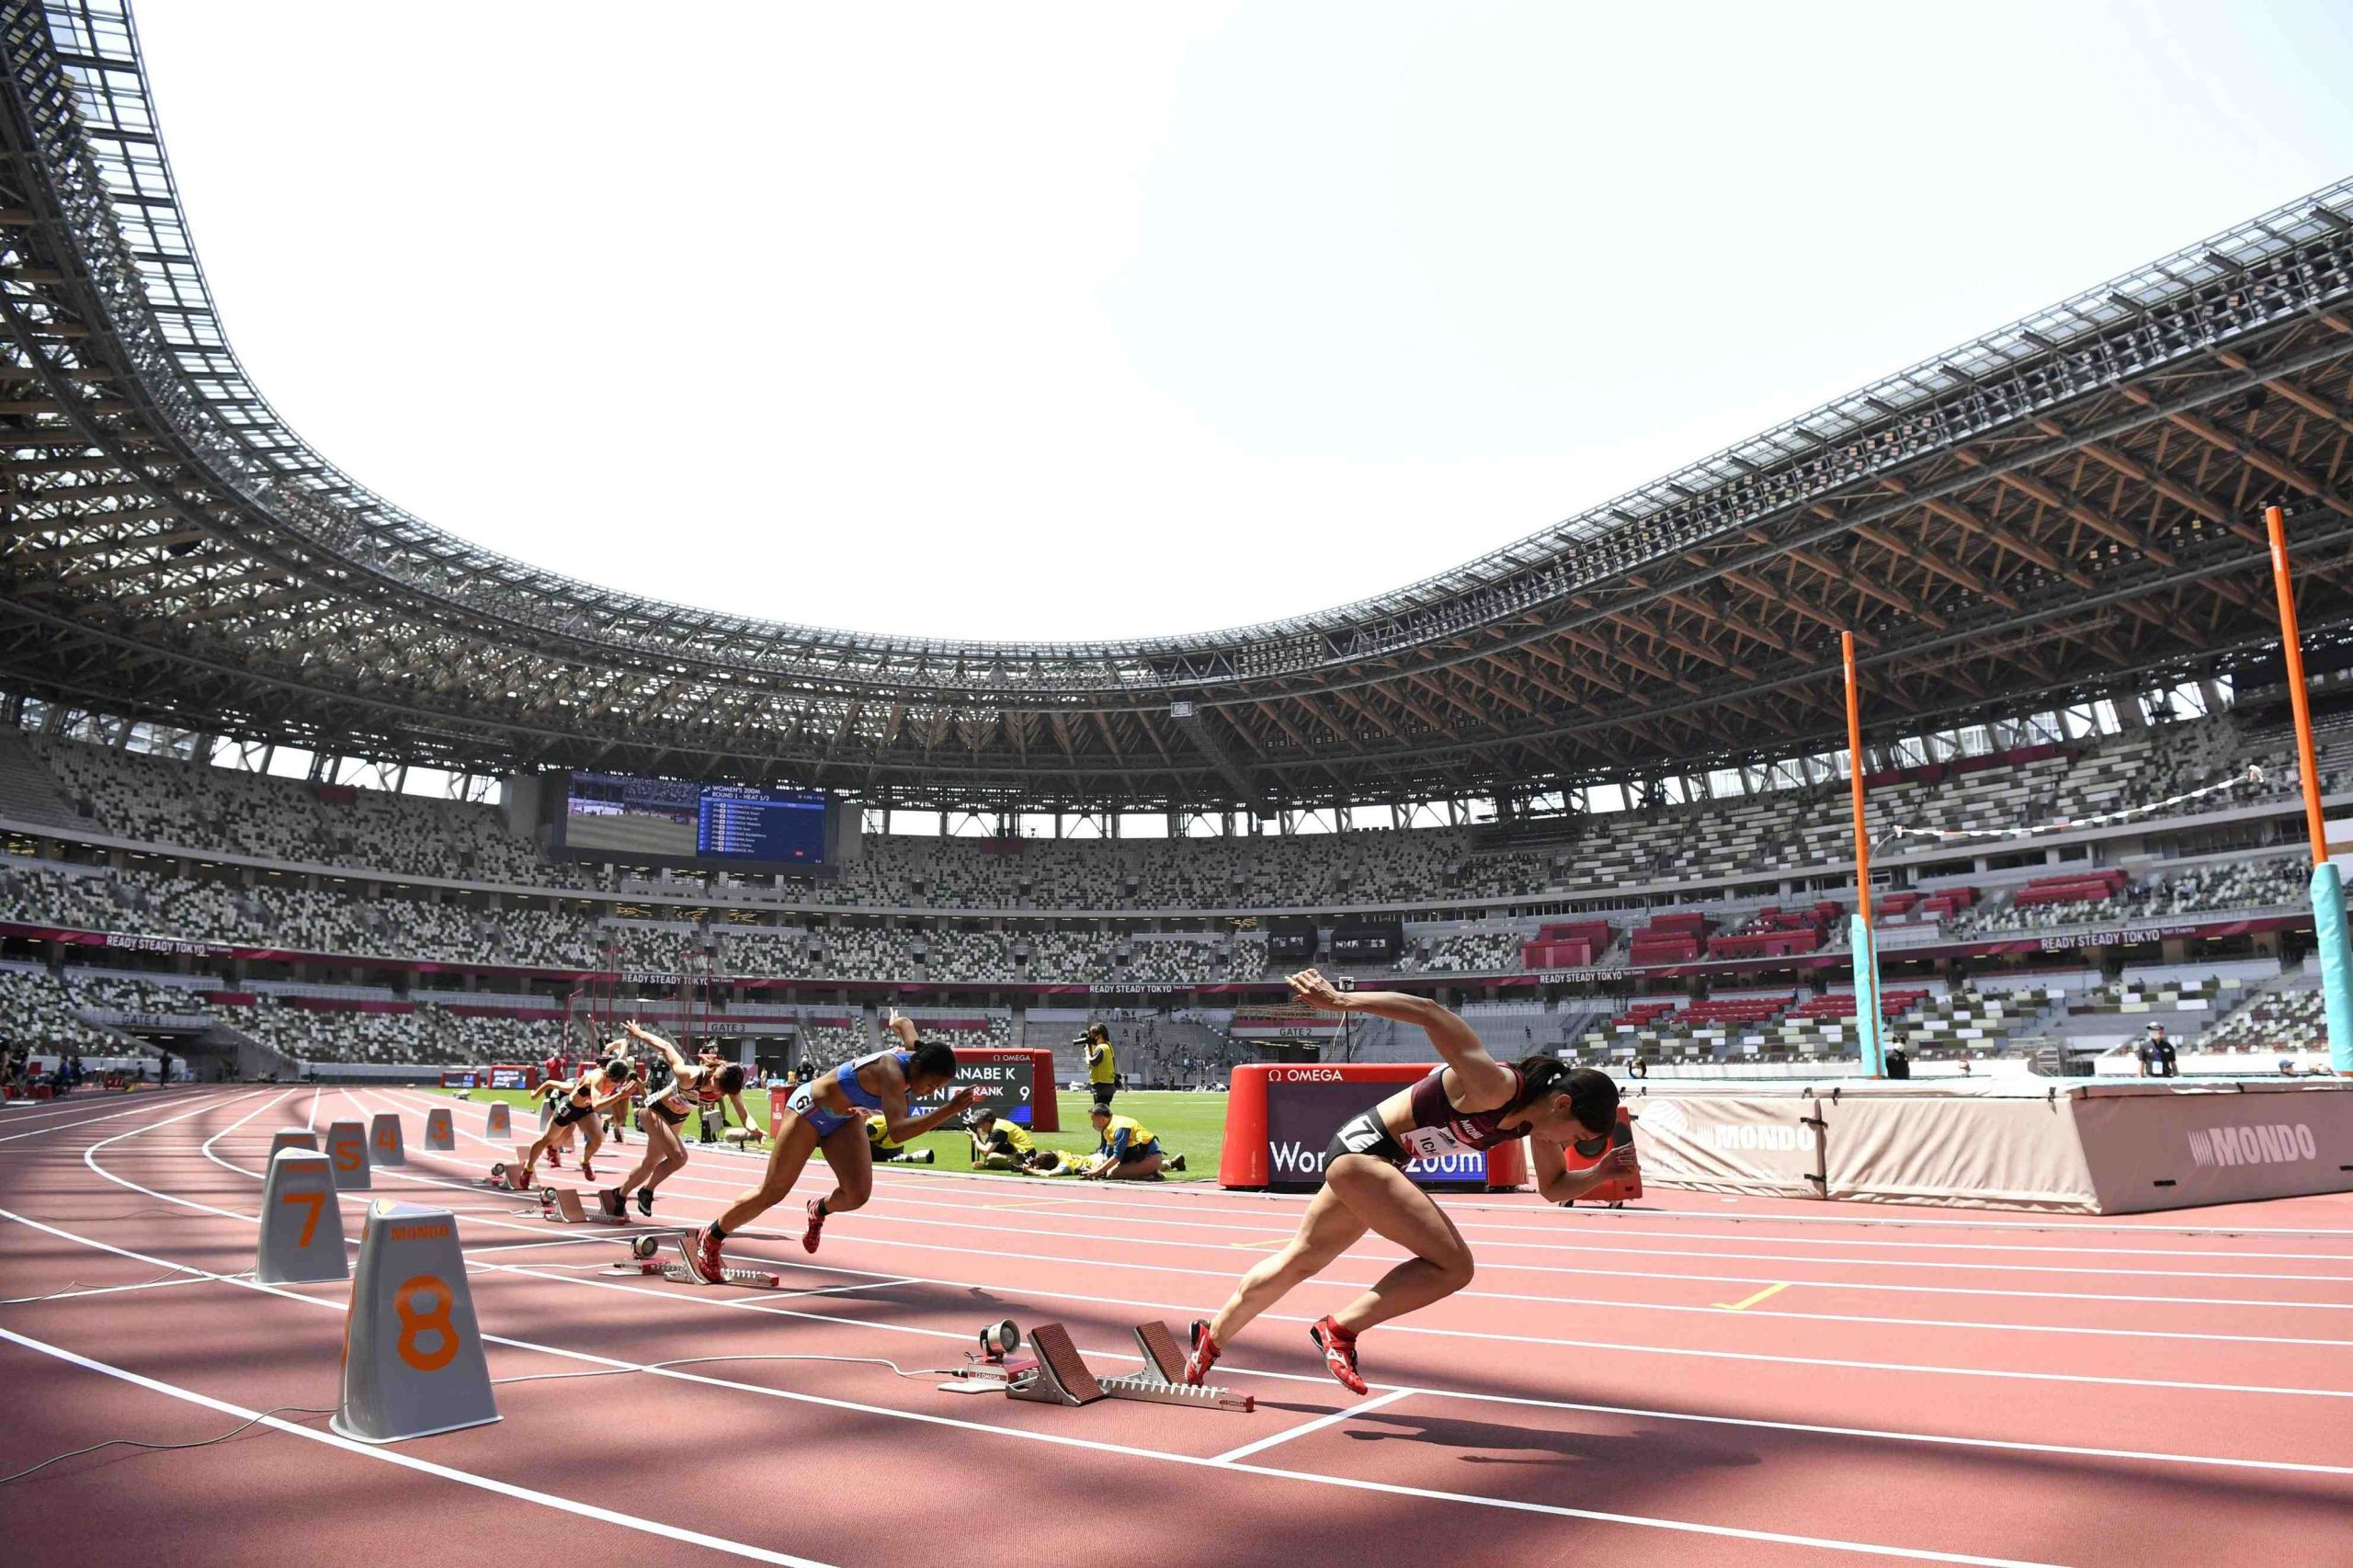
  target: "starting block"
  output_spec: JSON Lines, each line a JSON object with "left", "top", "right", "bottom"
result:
{"left": 604, "top": 1258, "right": 780, "bottom": 1290}
{"left": 1006, "top": 1322, "right": 1104, "bottom": 1406}
{"left": 1097, "top": 1322, "right": 1253, "bottom": 1413}
{"left": 538, "top": 1187, "right": 627, "bottom": 1224}
{"left": 483, "top": 1145, "right": 539, "bottom": 1190}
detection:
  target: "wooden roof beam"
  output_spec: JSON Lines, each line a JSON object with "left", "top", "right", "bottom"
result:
{"left": 1789, "top": 517, "right": 1950, "bottom": 630}
{"left": 1986, "top": 470, "right": 2177, "bottom": 568}
{"left": 1848, "top": 524, "right": 2018, "bottom": 610}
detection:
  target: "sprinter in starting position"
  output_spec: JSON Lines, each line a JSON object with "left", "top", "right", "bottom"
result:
{"left": 1184, "top": 970, "right": 1635, "bottom": 1396}
{"left": 518, "top": 1052, "right": 637, "bottom": 1187}
{"left": 680, "top": 1011, "right": 976, "bottom": 1281}
{"left": 607, "top": 1021, "right": 750, "bottom": 1218}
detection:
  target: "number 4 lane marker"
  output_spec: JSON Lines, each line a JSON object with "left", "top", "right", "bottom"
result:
{"left": 1717, "top": 1282, "right": 1790, "bottom": 1312}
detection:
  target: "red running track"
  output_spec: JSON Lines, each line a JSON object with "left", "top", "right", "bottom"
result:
{"left": 2, "top": 1085, "right": 2349, "bottom": 1567}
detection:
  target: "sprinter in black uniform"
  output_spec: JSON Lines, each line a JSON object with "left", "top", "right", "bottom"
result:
{"left": 517, "top": 1053, "right": 637, "bottom": 1187}
{"left": 609, "top": 1022, "right": 749, "bottom": 1218}
{"left": 1184, "top": 970, "right": 1635, "bottom": 1396}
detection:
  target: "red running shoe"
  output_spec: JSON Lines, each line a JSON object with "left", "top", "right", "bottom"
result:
{"left": 677, "top": 1227, "right": 723, "bottom": 1284}
{"left": 801, "top": 1198, "right": 828, "bottom": 1254}
{"left": 1183, "top": 1320, "right": 1221, "bottom": 1387}
{"left": 547, "top": 1146, "right": 563, "bottom": 1168}
{"left": 1310, "top": 1316, "right": 1367, "bottom": 1396}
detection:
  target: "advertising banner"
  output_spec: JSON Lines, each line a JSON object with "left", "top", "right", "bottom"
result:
{"left": 2070, "top": 1082, "right": 2353, "bottom": 1214}
{"left": 1621, "top": 1094, "right": 1823, "bottom": 1198}
{"left": 1263, "top": 1074, "right": 1487, "bottom": 1192}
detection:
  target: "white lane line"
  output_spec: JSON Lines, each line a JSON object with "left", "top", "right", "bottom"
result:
{"left": 0, "top": 1208, "right": 2072, "bottom": 1568}
{"left": 0, "top": 1094, "right": 224, "bottom": 1146}
{"left": 0, "top": 1324, "right": 838, "bottom": 1567}
{"left": 199, "top": 1088, "right": 299, "bottom": 1165}
{"left": 813, "top": 1190, "right": 2353, "bottom": 1279}
{"left": 1213, "top": 1388, "right": 1416, "bottom": 1465}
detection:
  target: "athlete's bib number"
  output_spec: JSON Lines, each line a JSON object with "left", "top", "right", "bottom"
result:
{"left": 1399, "top": 1125, "right": 1471, "bottom": 1161}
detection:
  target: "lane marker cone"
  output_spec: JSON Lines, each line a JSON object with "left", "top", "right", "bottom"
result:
{"left": 256, "top": 1148, "right": 348, "bottom": 1285}
{"left": 332, "top": 1199, "right": 498, "bottom": 1443}
{"left": 324, "top": 1119, "right": 371, "bottom": 1191}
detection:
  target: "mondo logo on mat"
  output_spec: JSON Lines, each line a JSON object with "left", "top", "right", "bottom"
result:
{"left": 2186, "top": 1123, "right": 2318, "bottom": 1168}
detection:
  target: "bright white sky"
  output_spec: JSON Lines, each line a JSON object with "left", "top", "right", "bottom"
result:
{"left": 133, "top": 1, "right": 2353, "bottom": 643}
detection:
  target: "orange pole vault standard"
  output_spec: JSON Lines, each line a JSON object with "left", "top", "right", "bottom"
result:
{"left": 2268, "top": 505, "right": 2330, "bottom": 865}
{"left": 1842, "top": 632, "right": 1885, "bottom": 1076}
{"left": 1843, "top": 632, "right": 1873, "bottom": 926}
{"left": 2266, "top": 504, "right": 2353, "bottom": 1076}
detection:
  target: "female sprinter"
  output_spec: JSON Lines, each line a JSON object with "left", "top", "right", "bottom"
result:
{"left": 1184, "top": 970, "right": 1634, "bottom": 1395}
{"left": 679, "top": 1011, "right": 977, "bottom": 1282}
{"left": 608, "top": 1022, "right": 749, "bottom": 1218}
{"left": 517, "top": 1052, "right": 637, "bottom": 1187}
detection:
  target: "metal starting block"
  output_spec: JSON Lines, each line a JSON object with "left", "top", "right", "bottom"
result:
{"left": 1006, "top": 1322, "right": 1104, "bottom": 1406}
{"left": 604, "top": 1258, "right": 782, "bottom": 1289}
{"left": 539, "top": 1187, "right": 628, "bottom": 1224}
{"left": 1097, "top": 1322, "right": 1252, "bottom": 1413}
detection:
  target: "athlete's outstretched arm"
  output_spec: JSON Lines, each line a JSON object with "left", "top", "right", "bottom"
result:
{"left": 1287, "top": 969, "right": 1514, "bottom": 1103}
{"left": 623, "top": 1021, "right": 688, "bottom": 1071}
{"left": 1529, "top": 1132, "right": 1640, "bottom": 1204}
{"left": 873, "top": 1074, "right": 981, "bottom": 1145}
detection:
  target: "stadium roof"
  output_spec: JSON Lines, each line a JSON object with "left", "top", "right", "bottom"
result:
{"left": 4, "top": 0, "right": 2353, "bottom": 814}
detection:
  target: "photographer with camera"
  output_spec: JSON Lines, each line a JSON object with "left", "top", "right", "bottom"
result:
{"left": 1078, "top": 1021, "right": 1120, "bottom": 1112}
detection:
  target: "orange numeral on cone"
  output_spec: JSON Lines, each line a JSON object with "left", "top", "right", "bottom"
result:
{"left": 374, "top": 1125, "right": 398, "bottom": 1153}
{"left": 280, "top": 1188, "right": 325, "bottom": 1247}
{"left": 392, "top": 1275, "right": 460, "bottom": 1372}
{"left": 332, "top": 1135, "right": 361, "bottom": 1171}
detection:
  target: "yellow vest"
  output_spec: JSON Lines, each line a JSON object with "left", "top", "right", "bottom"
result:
{"left": 1097, "top": 1113, "right": 1154, "bottom": 1154}
{"left": 1088, "top": 1040, "right": 1117, "bottom": 1085}
{"left": 864, "top": 1113, "right": 904, "bottom": 1153}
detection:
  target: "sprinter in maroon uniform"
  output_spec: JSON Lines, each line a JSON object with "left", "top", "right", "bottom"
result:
{"left": 1185, "top": 970, "right": 1635, "bottom": 1396}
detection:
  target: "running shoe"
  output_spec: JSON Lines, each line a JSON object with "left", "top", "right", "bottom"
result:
{"left": 1182, "top": 1319, "right": 1221, "bottom": 1387}
{"left": 1167, "top": 1153, "right": 1187, "bottom": 1173}
{"left": 1310, "top": 1315, "right": 1368, "bottom": 1396}
{"left": 635, "top": 1187, "right": 654, "bottom": 1217}
{"left": 678, "top": 1226, "right": 723, "bottom": 1283}
{"left": 547, "top": 1147, "right": 563, "bottom": 1168}
{"left": 597, "top": 1187, "right": 625, "bottom": 1218}
{"left": 580, "top": 1158, "right": 597, "bottom": 1182}
{"left": 801, "top": 1197, "right": 828, "bottom": 1254}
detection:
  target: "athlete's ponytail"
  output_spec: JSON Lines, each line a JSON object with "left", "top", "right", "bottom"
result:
{"left": 1512, "top": 1055, "right": 1619, "bottom": 1133}
{"left": 1512, "top": 1055, "right": 1571, "bottom": 1109}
